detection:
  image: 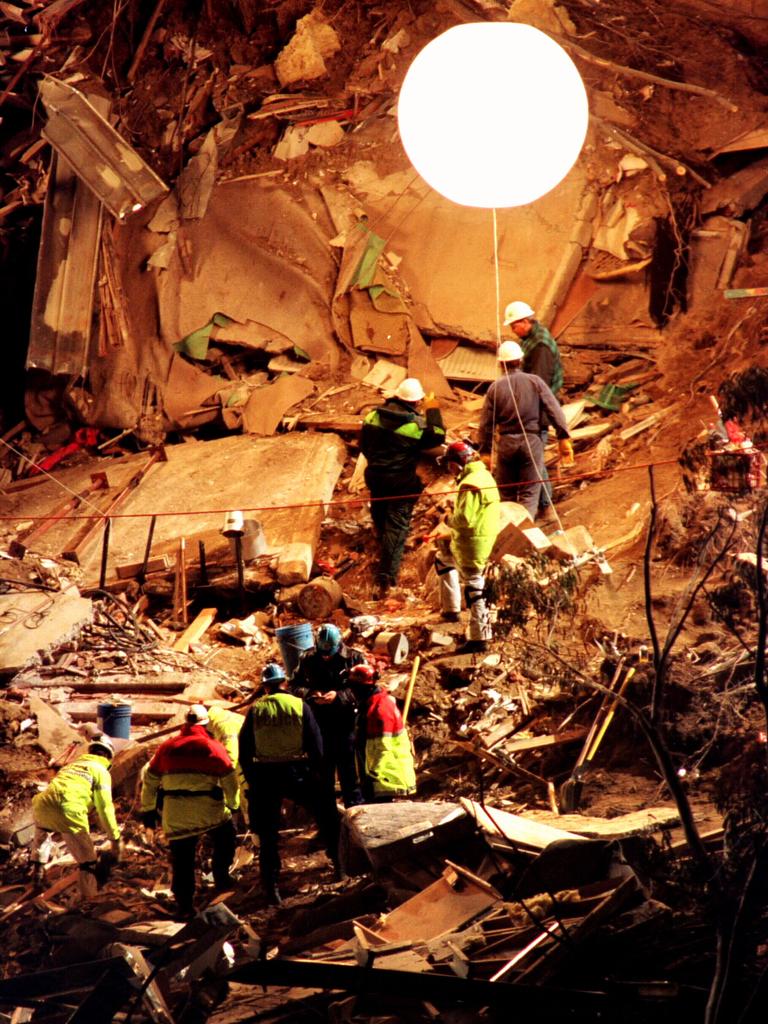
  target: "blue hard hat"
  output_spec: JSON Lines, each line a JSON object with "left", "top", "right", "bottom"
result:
{"left": 262, "top": 662, "right": 287, "bottom": 685}
{"left": 316, "top": 623, "right": 342, "bottom": 655}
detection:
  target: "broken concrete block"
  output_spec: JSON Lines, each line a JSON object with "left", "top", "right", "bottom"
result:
{"left": 306, "top": 120, "right": 345, "bottom": 148}
{"left": 491, "top": 503, "right": 551, "bottom": 559}
{"left": 274, "top": 12, "right": 341, "bottom": 87}
{"left": 547, "top": 525, "right": 595, "bottom": 560}
{"left": 489, "top": 501, "right": 534, "bottom": 559}
{"left": 277, "top": 542, "right": 313, "bottom": 585}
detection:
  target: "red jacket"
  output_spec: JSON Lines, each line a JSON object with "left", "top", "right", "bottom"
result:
{"left": 149, "top": 723, "right": 233, "bottom": 776}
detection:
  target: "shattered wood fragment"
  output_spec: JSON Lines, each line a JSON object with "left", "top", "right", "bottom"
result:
{"left": 172, "top": 607, "right": 217, "bottom": 652}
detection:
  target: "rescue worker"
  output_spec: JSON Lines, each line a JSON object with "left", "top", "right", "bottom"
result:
{"left": 435, "top": 441, "right": 500, "bottom": 654}
{"left": 360, "top": 377, "right": 446, "bottom": 597}
{"left": 30, "top": 733, "right": 121, "bottom": 901}
{"left": 140, "top": 704, "right": 238, "bottom": 920}
{"left": 291, "top": 623, "right": 365, "bottom": 807}
{"left": 503, "top": 301, "right": 564, "bottom": 518}
{"left": 239, "top": 662, "right": 341, "bottom": 906}
{"left": 348, "top": 663, "right": 416, "bottom": 802}
{"left": 477, "top": 341, "right": 573, "bottom": 520}
{"left": 206, "top": 704, "right": 246, "bottom": 819}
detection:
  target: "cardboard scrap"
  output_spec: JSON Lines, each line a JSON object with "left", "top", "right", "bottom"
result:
{"left": 242, "top": 375, "right": 315, "bottom": 435}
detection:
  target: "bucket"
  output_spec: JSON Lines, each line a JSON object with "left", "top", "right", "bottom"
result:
{"left": 229, "top": 519, "right": 266, "bottom": 563}
{"left": 275, "top": 621, "right": 315, "bottom": 677}
{"left": 97, "top": 702, "right": 132, "bottom": 739}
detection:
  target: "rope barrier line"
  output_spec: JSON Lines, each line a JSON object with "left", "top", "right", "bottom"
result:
{"left": 0, "top": 455, "right": 682, "bottom": 524}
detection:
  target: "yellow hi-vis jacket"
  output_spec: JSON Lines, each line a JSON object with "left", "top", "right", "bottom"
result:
{"left": 207, "top": 705, "right": 245, "bottom": 810}
{"left": 449, "top": 460, "right": 501, "bottom": 574}
{"left": 361, "top": 690, "right": 416, "bottom": 798}
{"left": 140, "top": 724, "right": 239, "bottom": 841}
{"left": 32, "top": 752, "right": 119, "bottom": 839}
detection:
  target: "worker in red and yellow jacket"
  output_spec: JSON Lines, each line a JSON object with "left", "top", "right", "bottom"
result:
{"left": 140, "top": 705, "right": 239, "bottom": 919}
{"left": 348, "top": 664, "right": 416, "bottom": 802}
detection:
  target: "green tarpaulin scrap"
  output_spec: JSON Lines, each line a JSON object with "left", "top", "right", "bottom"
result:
{"left": 174, "top": 312, "right": 234, "bottom": 359}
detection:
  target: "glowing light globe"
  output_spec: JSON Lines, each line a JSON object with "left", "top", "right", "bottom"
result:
{"left": 397, "top": 23, "right": 589, "bottom": 208}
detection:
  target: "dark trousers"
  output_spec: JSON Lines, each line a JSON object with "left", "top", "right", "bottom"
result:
{"left": 168, "top": 819, "right": 236, "bottom": 914}
{"left": 247, "top": 762, "right": 340, "bottom": 888}
{"left": 496, "top": 433, "right": 544, "bottom": 520}
{"left": 370, "top": 494, "right": 417, "bottom": 585}
{"left": 320, "top": 726, "right": 363, "bottom": 808}
{"left": 538, "top": 428, "right": 552, "bottom": 508}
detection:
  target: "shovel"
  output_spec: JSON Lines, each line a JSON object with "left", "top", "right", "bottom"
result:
{"left": 558, "top": 659, "right": 625, "bottom": 813}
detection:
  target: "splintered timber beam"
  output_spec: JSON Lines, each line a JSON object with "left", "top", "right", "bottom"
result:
{"left": 228, "top": 958, "right": 610, "bottom": 1015}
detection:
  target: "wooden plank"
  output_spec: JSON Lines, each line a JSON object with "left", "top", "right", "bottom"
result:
{"left": 115, "top": 554, "right": 171, "bottom": 580}
{"left": 172, "top": 607, "right": 217, "bottom": 653}
{"left": 374, "top": 866, "right": 498, "bottom": 943}
{"left": 499, "top": 727, "right": 588, "bottom": 756}
{"left": 619, "top": 408, "right": 671, "bottom": 442}
{"left": 522, "top": 806, "right": 681, "bottom": 839}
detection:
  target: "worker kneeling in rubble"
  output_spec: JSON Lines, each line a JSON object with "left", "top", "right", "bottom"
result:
{"left": 239, "top": 662, "right": 341, "bottom": 907}
{"left": 435, "top": 441, "right": 500, "bottom": 655}
{"left": 31, "top": 733, "right": 121, "bottom": 901}
{"left": 140, "top": 705, "right": 239, "bottom": 920}
{"left": 349, "top": 663, "right": 416, "bottom": 802}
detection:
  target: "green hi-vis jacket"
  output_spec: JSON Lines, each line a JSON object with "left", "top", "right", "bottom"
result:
{"left": 361, "top": 398, "right": 445, "bottom": 491}
{"left": 208, "top": 705, "right": 245, "bottom": 810}
{"left": 32, "top": 752, "right": 120, "bottom": 840}
{"left": 449, "top": 460, "right": 501, "bottom": 573}
{"left": 250, "top": 692, "right": 306, "bottom": 762}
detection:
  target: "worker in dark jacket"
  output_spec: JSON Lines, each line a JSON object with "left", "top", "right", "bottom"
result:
{"left": 477, "top": 341, "right": 573, "bottom": 520}
{"left": 504, "top": 300, "right": 564, "bottom": 516}
{"left": 360, "top": 377, "right": 445, "bottom": 596}
{"left": 140, "top": 705, "right": 239, "bottom": 920}
{"left": 240, "top": 662, "right": 340, "bottom": 906}
{"left": 291, "top": 623, "right": 365, "bottom": 807}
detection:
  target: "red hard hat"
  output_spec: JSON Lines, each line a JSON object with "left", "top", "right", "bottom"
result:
{"left": 444, "top": 440, "right": 477, "bottom": 467}
{"left": 349, "top": 664, "right": 376, "bottom": 686}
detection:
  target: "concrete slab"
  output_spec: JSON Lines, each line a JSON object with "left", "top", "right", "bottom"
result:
{"left": 0, "top": 591, "right": 93, "bottom": 676}
{"left": 5, "top": 434, "right": 347, "bottom": 583}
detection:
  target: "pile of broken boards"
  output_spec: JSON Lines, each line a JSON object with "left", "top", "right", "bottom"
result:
{"left": 0, "top": 801, "right": 718, "bottom": 1022}
{"left": 224, "top": 799, "right": 714, "bottom": 1022}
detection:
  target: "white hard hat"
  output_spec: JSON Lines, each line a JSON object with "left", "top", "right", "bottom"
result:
{"left": 497, "top": 340, "right": 524, "bottom": 362}
{"left": 187, "top": 704, "right": 210, "bottom": 726}
{"left": 503, "top": 300, "right": 535, "bottom": 326}
{"left": 394, "top": 377, "right": 426, "bottom": 403}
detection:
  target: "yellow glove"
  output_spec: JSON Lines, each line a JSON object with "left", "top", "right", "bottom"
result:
{"left": 423, "top": 391, "right": 440, "bottom": 410}
{"left": 558, "top": 438, "right": 574, "bottom": 467}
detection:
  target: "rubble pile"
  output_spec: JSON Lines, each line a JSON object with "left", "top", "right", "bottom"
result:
{"left": 2, "top": 0, "right": 768, "bottom": 1021}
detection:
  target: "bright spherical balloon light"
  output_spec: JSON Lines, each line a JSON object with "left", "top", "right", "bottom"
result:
{"left": 397, "top": 23, "right": 589, "bottom": 208}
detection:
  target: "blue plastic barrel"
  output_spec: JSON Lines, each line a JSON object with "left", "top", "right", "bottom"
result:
{"left": 97, "top": 702, "right": 132, "bottom": 739}
{"left": 275, "top": 622, "right": 314, "bottom": 677}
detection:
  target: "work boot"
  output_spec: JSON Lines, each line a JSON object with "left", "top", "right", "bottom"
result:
{"left": 174, "top": 902, "right": 195, "bottom": 922}
{"left": 537, "top": 505, "right": 559, "bottom": 529}
{"left": 441, "top": 610, "right": 461, "bottom": 623}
